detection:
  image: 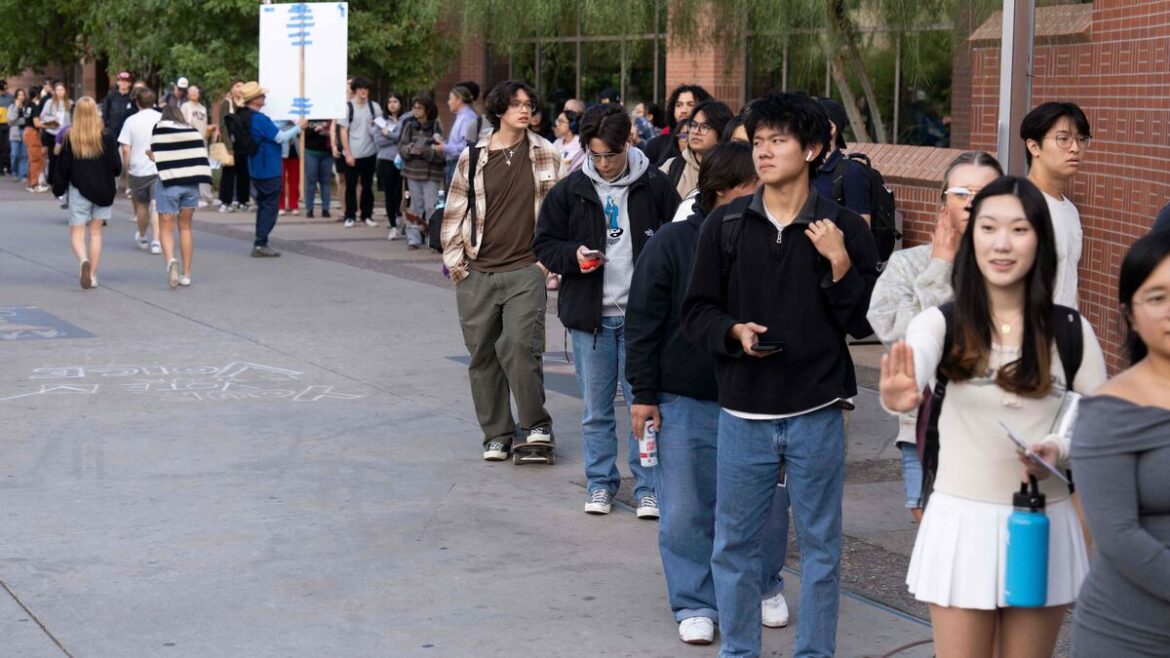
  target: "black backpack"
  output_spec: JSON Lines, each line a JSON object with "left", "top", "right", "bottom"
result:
{"left": 225, "top": 108, "right": 258, "bottom": 158}
{"left": 829, "top": 153, "right": 900, "bottom": 268}
{"left": 918, "top": 302, "right": 1085, "bottom": 508}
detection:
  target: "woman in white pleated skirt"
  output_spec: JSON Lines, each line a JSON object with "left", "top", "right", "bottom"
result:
{"left": 880, "top": 174, "right": 1108, "bottom": 657}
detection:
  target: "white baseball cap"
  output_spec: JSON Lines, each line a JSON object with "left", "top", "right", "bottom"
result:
{"left": 176, "top": 77, "right": 190, "bottom": 89}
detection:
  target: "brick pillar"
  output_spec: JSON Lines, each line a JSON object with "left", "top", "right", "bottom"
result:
{"left": 664, "top": 13, "right": 744, "bottom": 107}
{"left": 949, "top": 3, "right": 976, "bottom": 149}
{"left": 435, "top": 33, "right": 486, "bottom": 128}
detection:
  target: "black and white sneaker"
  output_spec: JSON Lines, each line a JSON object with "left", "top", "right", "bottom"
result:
{"left": 526, "top": 426, "right": 552, "bottom": 443}
{"left": 483, "top": 440, "right": 509, "bottom": 461}
{"left": 584, "top": 490, "right": 613, "bottom": 515}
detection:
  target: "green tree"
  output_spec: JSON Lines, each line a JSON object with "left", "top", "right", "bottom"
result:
{"left": 0, "top": 0, "right": 456, "bottom": 99}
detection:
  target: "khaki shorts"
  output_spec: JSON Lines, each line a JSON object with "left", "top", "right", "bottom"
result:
{"left": 129, "top": 174, "right": 157, "bottom": 205}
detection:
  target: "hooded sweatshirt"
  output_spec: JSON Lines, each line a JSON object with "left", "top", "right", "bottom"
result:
{"left": 533, "top": 147, "right": 681, "bottom": 333}
{"left": 583, "top": 146, "right": 650, "bottom": 316}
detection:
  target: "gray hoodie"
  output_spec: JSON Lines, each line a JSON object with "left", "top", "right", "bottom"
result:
{"left": 583, "top": 146, "right": 650, "bottom": 316}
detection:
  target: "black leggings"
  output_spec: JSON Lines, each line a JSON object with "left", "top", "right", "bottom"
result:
{"left": 218, "top": 157, "right": 251, "bottom": 206}
{"left": 377, "top": 158, "right": 403, "bottom": 227}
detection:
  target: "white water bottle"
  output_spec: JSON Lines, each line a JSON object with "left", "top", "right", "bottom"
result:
{"left": 639, "top": 422, "right": 658, "bottom": 467}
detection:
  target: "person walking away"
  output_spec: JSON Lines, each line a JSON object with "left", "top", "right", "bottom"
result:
{"left": 1070, "top": 231, "right": 1170, "bottom": 657}
{"left": 680, "top": 91, "right": 879, "bottom": 658}
{"left": 50, "top": 97, "right": 120, "bottom": 289}
{"left": 8, "top": 88, "right": 29, "bottom": 182}
{"left": 150, "top": 105, "right": 211, "bottom": 288}
{"left": 180, "top": 85, "right": 214, "bottom": 207}
{"left": 21, "top": 87, "right": 46, "bottom": 192}
{"left": 399, "top": 94, "right": 445, "bottom": 249}
{"left": 880, "top": 176, "right": 1107, "bottom": 658}
{"left": 239, "top": 81, "right": 305, "bottom": 257}
{"left": 118, "top": 88, "right": 162, "bottom": 254}
{"left": 441, "top": 84, "right": 478, "bottom": 186}
{"left": 0, "top": 81, "right": 12, "bottom": 176}
{"left": 39, "top": 81, "right": 72, "bottom": 197}
{"left": 533, "top": 104, "right": 681, "bottom": 517}
{"left": 215, "top": 81, "right": 250, "bottom": 212}
{"left": 866, "top": 151, "right": 1002, "bottom": 523}
{"left": 278, "top": 121, "right": 301, "bottom": 216}
{"left": 337, "top": 75, "right": 382, "bottom": 228}
{"left": 626, "top": 142, "right": 790, "bottom": 645}
{"left": 303, "top": 119, "right": 333, "bottom": 219}
{"left": 1021, "top": 102, "right": 1092, "bottom": 309}
{"left": 375, "top": 92, "right": 405, "bottom": 239}
{"left": 440, "top": 79, "right": 563, "bottom": 462}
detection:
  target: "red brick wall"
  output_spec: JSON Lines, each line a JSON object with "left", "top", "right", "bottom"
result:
{"left": 665, "top": 36, "right": 745, "bottom": 108}
{"left": 969, "top": 1, "right": 1170, "bottom": 371}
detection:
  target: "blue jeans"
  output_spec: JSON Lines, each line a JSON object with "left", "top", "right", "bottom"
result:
{"left": 10, "top": 139, "right": 27, "bottom": 178}
{"left": 657, "top": 393, "right": 787, "bottom": 623}
{"left": 899, "top": 443, "right": 924, "bottom": 509}
{"left": 714, "top": 406, "right": 845, "bottom": 658}
{"left": 303, "top": 151, "right": 332, "bottom": 213}
{"left": 252, "top": 176, "right": 281, "bottom": 247}
{"left": 569, "top": 316, "right": 654, "bottom": 500}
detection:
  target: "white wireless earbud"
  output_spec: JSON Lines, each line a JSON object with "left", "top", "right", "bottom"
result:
{"left": 805, "top": 151, "right": 814, "bottom": 162}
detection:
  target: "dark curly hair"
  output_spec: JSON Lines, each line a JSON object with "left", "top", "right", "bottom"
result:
{"left": 484, "top": 80, "right": 540, "bottom": 132}
{"left": 744, "top": 91, "right": 831, "bottom": 176}
{"left": 411, "top": 93, "right": 437, "bottom": 122}
{"left": 664, "top": 84, "right": 712, "bottom": 130}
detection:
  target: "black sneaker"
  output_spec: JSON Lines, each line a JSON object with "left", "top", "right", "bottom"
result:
{"left": 483, "top": 441, "right": 509, "bottom": 461}
{"left": 251, "top": 245, "right": 281, "bottom": 257}
{"left": 306, "top": 210, "right": 314, "bottom": 218}
{"left": 322, "top": 210, "right": 332, "bottom": 219}
{"left": 526, "top": 426, "right": 552, "bottom": 443}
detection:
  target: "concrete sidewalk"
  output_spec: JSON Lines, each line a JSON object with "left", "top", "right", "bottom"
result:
{"left": 1, "top": 180, "right": 932, "bottom": 657}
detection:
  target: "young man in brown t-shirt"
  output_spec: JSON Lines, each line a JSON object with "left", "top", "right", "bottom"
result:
{"left": 440, "top": 80, "right": 563, "bottom": 461}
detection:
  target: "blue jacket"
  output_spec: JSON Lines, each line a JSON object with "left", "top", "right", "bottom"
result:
{"left": 249, "top": 111, "right": 301, "bottom": 180}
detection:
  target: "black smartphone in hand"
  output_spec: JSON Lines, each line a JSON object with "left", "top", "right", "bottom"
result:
{"left": 751, "top": 340, "right": 785, "bottom": 354}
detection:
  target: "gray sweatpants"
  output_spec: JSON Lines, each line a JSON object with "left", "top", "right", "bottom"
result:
{"left": 455, "top": 264, "right": 551, "bottom": 448}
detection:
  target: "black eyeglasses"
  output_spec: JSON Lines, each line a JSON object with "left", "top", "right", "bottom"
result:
{"left": 690, "top": 122, "right": 714, "bottom": 135}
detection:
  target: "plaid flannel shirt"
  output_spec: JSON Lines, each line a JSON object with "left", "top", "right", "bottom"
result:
{"left": 440, "top": 130, "right": 563, "bottom": 284}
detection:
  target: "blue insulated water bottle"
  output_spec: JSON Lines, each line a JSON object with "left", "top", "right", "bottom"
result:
{"left": 1004, "top": 476, "right": 1049, "bottom": 607}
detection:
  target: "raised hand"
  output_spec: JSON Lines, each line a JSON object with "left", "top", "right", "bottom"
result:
{"left": 880, "top": 341, "right": 922, "bottom": 412}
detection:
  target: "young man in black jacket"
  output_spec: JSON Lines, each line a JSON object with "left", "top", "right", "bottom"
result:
{"left": 533, "top": 104, "right": 680, "bottom": 518}
{"left": 680, "top": 91, "right": 878, "bottom": 658}
{"left": 626, "top": 142, "right": 790, "bottom": 646}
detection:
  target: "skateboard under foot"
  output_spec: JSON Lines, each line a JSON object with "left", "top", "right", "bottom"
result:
{"left": 511, "top": 440, "right": 555, "bottom": 465}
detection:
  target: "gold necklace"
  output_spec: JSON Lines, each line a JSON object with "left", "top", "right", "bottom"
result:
{"left": 993, "top": 312, "right": 1022, "bottom": 336}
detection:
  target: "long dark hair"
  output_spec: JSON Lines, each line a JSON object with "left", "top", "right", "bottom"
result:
{"left": 386, "top": 91, "right": 406, "bottom": 119}
{"left": 941, "top": 176, "right": 1058, "bottom": 396}
{"left": 1119, "top": 231, "right": 1170, "bottom": 364}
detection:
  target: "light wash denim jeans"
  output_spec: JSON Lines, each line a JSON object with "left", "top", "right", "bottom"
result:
{"left": 713, "top": 406, "right": 845, "bottom": 658}
{"left": 656, "top": 392, "right": 787, "bottom": 623}
{"left": 10, "top": 139, "right": 28, "bottom": 179}
{"left": 569, "top": 316, "right": 654, "bottom": 500}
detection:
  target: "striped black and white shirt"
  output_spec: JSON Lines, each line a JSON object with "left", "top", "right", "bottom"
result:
{"left": 150, "top": 120, "right": 211, "bottom": 187}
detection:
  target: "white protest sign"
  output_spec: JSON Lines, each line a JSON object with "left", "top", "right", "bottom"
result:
{"left": 258, "top": 2, "right": 348, "bottom": 120}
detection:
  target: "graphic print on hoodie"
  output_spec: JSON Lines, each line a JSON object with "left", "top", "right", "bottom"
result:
{"left": 583, "top": 146, "right": 651, "bottom": 317}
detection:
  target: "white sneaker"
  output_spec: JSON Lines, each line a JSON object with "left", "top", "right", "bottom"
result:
{"left": 363, "top": 217, "right": 377, "bottom": 227}
{"left": 178, "top": 275, "right": 192, "bottom": 287}
{"left": 218, "top": 204, "right": 231, "bottom": 213}
{"left": 387, "top": 226, "right": 402, "bottom": 241}
{"left": 761, "top": 591, "right": 789, "bottom": 628}
{"left": 678, "top": 616, "right": 715, "bottom": 645}
{"left": 166, "top": 259, "right": 179, "bottom": 289}
{"left": 150, "top": 241, "right": 162, "bottom": 255}
{"left": 344, "top": 219, "right": 355, "bottom": 228}
{"left": 134, "top": 231, "right": 149, "bottom": 250}
{"left": 197, "top": 200, "right": 209, "bottom": 209}
{"left": 278, "top": 209, "right": 287, "bottom": 216}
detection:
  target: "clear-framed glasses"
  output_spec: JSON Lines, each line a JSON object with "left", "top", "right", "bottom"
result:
{"left": 690, "top": 122, "right": 714, "bottom": 136}
{"left": 1133, "top": 290, "right": 1170, "bottom": 315}
{"left": 508, "top": 100, "right": 537, "bottom": 112}
{"left": 1048, "top": 133, "right": 1091, "bottom": 150}
{"left": 944, "top": 186, "right": 981, "bottom": 201}
{"left": 587, "top": 151, "right": 623, "bottom": 163}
